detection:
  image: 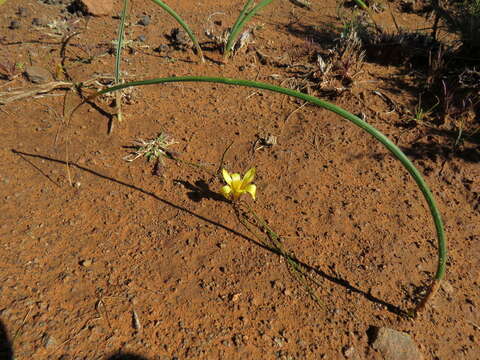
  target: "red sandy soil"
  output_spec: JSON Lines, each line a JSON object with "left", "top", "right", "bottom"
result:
{"left": 0, "top": 0, "right": 479, "bottom": 359}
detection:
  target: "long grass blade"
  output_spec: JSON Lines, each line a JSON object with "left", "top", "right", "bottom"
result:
{"left": 225, "top": 0, "right": 255, "bottom": 55}
{"left": 91, "top": 76, "right": 446, "bottom": 314}
{"left": 225, "top": 0, "right": 275, "bottom": 59}
{"left": 353, "top": 0, "right": 368, "bottom": 10}
{"left": 114, "top": 0, "right": 129, "bottom": 123}
{"left": 149, "top": 0, "right": 204, "bottom": 62}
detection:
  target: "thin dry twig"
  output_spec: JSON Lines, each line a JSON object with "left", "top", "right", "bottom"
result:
{"left": 0, "top": 81, "right": 73, "bottom": 105}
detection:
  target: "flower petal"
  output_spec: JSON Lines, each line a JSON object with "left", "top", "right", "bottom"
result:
{"left": 220, "top": 185, "right": 232, "bottom": 199}
{"left": 244, "top": 184, "right": 256, "bottom": 200}
{"left": 242, "top": 168, "right": 256, "bottom": 186}
{"left": 222, "top": 169, "right": 232, "bottom": 186}
{"left": 231, "top": 173, "right": 241, "bottom": 183}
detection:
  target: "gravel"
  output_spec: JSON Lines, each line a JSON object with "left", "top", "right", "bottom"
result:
{"left": 138, "top": 15, "right": 151, "bottom": 26}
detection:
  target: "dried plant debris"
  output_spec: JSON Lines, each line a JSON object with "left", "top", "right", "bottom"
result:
{"left": 93, "top": 77, "right": 137, "bottom": 105}
{"left": 205, "top": 13, "right": 229, "bottom": 48}
{"left": 253, "top": 134, "right": 277, "bottom": 151}
{"left": 281, "top": 25, "right": 365, "bottom": 95}
{"left": 204, "top": 14, "right": 256, "bottom": 54}
{"left": 234, "top": 28, "right": 255, "bottom": 54}
{"left": 207, "top": 27, "right": 255, "bottom": 54}
{"left": 168, "top": 28, "right": 193, "bottom": 50}
{"left": 124, "top": 133, "right": 178, "bottom": 175}
{"left": 288, "top": 0, "right": 312, "bottom": 9}
{"left": 0, "top": 60, "right": 20, "bottom": 80}
{"left": 333, "top": 26, "right": 365, "bottom": 81}
{"left": 459, "top": 68, "right": 480, "bottom": 89}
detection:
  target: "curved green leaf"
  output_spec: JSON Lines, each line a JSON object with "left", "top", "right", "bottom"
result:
{"left": 93, "top": 76, "right": 446, "bottom": 313}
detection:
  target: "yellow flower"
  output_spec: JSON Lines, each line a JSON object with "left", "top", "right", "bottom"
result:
{"left": 220, "top": 168, "right": 257, "bottom": 201}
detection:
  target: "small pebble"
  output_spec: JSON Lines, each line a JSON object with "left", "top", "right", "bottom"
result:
{"left": 138, "top": 15, "right": 150, "bottom": 26}
{"left": 441, "top": 280, "right": 454, "bottom": 294}
{"left": 42, "top": 334, "right": 57, "bottom": 349}
{"left": 32, "top": 18, "right": 47, "bottom": 26}
{"left": 342, "top": 345, "right": 356, "bottom": 358}
{"left": 273, "top": 336, "right": 285, "bottom": 347}
{"left": 137, "top": 34, "right": 146, "bottom": 42}
{"left": 9, "top": 20, "right": 21, "bottom": 30}
{"left": 230, "top": 293, "right": 241, "bottom": 303}
{"left": 17, "top": 7, "right": 29, "bottom": 17}
{"left": 154, "top": 44, "right": 169, "bottom": 53}
{"left": 232, "top": 334, "right": 244, "bottom": 346}
{"left": 80, "top": 259, "right": 92, "bottom": 267}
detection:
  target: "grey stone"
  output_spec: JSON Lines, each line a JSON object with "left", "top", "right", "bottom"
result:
{"left": 371, "top": 327, "right": 423, "bottom": 360}
{"left": 138, "top": 15, "right": 151, "bottom": 26}
{"left": 24, "top": 66, "right": 53, "bottom": 84}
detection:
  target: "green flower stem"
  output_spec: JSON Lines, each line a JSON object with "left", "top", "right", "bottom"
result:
{"left": 237, "top": 203, "right": 325, "bottom": 308}
{"left": 94, "top": 76, "right": 446, "bottom": 313}
{"left": 149, "top": 0, "right": 204, "bottom": 62}
{"left": 114, "top": 0, "right": 129, "bottom": 122}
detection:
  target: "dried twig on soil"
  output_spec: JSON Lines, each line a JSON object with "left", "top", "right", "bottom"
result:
{"left": 0, "top": 81, "right": 73, "bottom": 105}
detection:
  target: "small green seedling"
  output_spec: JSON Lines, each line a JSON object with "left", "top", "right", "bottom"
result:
{"left": 411, "top": 99, "right": 438, "bottom": 125}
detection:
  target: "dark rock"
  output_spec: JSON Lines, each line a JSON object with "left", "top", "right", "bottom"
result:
{"left": 9, "top": 20, "right": 21, "bottom": 30}
{"left": 137, "top": 34, "right": 146, "bottom": 42}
